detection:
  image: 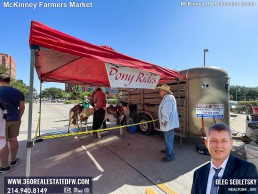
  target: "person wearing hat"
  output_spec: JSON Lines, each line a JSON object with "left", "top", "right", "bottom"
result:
{"left": 156, "top": 84, "right": 179, "bottom": 163}
{"left": 0, "top": 73, "right": 25, "bottom": 174}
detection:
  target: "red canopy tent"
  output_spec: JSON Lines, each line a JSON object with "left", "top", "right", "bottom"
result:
{"left": 26, "top": 21, "right": 179, "bottom": 176}
{"left": 29, "top": 21, "right": 179, "bottom": 86}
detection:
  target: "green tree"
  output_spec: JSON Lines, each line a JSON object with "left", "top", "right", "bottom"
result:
{"left": 71, "top": 85, "right": 82, "bottom": 100}
{"left": 230, "top": 85, "right": 258, "bottom": 101}
{"left": 67, "top": 92, "right": 73, "bottom": 100}
{"left": 0, "top": 64, "right": 10, "bottom": 74}
{"left": 41, "top": 87, "right": 64, "bottom": 99}
{"left": 80, "top": 91, "right": 91, "bottom": 99}
{"left": 246, "top": 88, "right": 258, "bottom": 101}
{"left": 61, "top": 91, "right": 67, "bottom": 99}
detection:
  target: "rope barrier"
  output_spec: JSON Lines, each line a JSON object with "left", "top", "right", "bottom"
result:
{"left": 40, "top": 119, "right": 158, "bottom": 140}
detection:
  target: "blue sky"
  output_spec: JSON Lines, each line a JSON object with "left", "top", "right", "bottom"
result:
{"left": 1, "top": 0, "right": 258, "bottom": 92}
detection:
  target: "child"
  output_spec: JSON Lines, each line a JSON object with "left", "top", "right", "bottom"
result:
{"left": 82, "top": 96, "right": 90, "bottom": 109}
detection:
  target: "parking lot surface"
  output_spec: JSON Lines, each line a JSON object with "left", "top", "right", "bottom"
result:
{"left": 0, "top": 103, "right": 249, "bottom": 194}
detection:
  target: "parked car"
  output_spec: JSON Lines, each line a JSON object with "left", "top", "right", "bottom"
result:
{"left": 230, "top": 101, "right": 237, "bottom": 109}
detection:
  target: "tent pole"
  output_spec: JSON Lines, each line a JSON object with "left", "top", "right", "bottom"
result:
{"left": 39, "top": 81, "right": 42, "bottom": 136}
{"left": 35, "top": 80, "right": 43, "bottom": 142}
{"left": 26, "top": 49, "right": 35, "bottom": 177}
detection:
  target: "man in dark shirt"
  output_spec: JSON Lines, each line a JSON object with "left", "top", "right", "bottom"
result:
{"left": 0, "top": 73, "right": 25, "bottom": 175}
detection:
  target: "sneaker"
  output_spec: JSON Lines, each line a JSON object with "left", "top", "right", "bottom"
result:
{"left": 160, "top": 150, "right": 166, "bottom": 154}
{"left": 10, "top": 158, "right": 21, "bottom": 167}
{"left": 161, "top": 157, "right": 172, "bottom": 163}
{"left": 0, "top": 166, "right": 11, "bottom": 175}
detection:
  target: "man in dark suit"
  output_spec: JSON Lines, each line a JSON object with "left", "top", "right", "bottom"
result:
{"left": 191, "top": 123, "right": 257, "bottom": 194}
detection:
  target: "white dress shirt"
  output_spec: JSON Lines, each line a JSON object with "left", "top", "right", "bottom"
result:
{"left": 158, "top": 94, "right": 179, "bottom": 131}
{"left": 206, "top": 156, "right": 229, "bottom": 194}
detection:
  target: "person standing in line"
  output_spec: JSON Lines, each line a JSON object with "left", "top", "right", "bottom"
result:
{"left": 156, "top": 84, "right": 179, "bottom": 163}
{"left": 0, "top": 73, "right": 25, "bottom": 175}
{"left": 92, "top": 88, "right": 107, "bottom": 138}
{"left": 191, "top": 123, "right": 257, "bottom": 194}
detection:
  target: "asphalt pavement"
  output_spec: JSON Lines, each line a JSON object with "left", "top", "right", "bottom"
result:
{"left": 0, "top": 103, "right": 253, "bottom": 194}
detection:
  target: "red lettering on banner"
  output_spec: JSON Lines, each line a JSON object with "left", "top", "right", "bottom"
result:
{"left": 108, "top": 65, "right": 159, "bottom": 87}
{"left": 109, "top": 67, "right": 135, "bottom": 86}
{"left": 109, "top": 67, "right": 118, "bottom": 75}
{"left": 136, "top": 73, "right": 158, "bottom": 84}
{"left": 136, "top": 73, "right": 144, "bottom": 82}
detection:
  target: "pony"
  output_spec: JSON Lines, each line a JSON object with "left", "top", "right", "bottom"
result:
{"left": 68, "top": 104, "right": 94, "bottom": 133}
{"left": 93, "top": 102, "right": 130, "bottom": 138}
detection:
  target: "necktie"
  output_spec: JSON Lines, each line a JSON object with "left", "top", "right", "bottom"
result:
{"left": 210, "top": 167, "right": 222, "bottom": 194}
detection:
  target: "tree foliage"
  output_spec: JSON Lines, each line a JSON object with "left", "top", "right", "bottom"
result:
{"left": 71, "top": 85, "right": 82, "bottom": 100}
{"left": 41, "top": 87, "right": 64, "bottom": 99}
{"left": 80, "top": 91, "right": 91, "bottom": 99}
{"left": 230, "top": 85, "right": 258, "bottom": 101}
{"left": 0, "top": 64, "right": 9, "bottom": 74}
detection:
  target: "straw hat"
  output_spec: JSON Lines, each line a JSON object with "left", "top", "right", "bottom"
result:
{"left": 156, "top": 84, "right": 173, "bottom": 94}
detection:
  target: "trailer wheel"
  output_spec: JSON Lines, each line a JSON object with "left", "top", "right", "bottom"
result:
{"left": 137, "top": 114, "right": 154, "bottom": 135}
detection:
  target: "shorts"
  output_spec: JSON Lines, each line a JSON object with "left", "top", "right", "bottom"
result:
{"left": 6, "top": 121, "right": 21, "bottom": 139}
